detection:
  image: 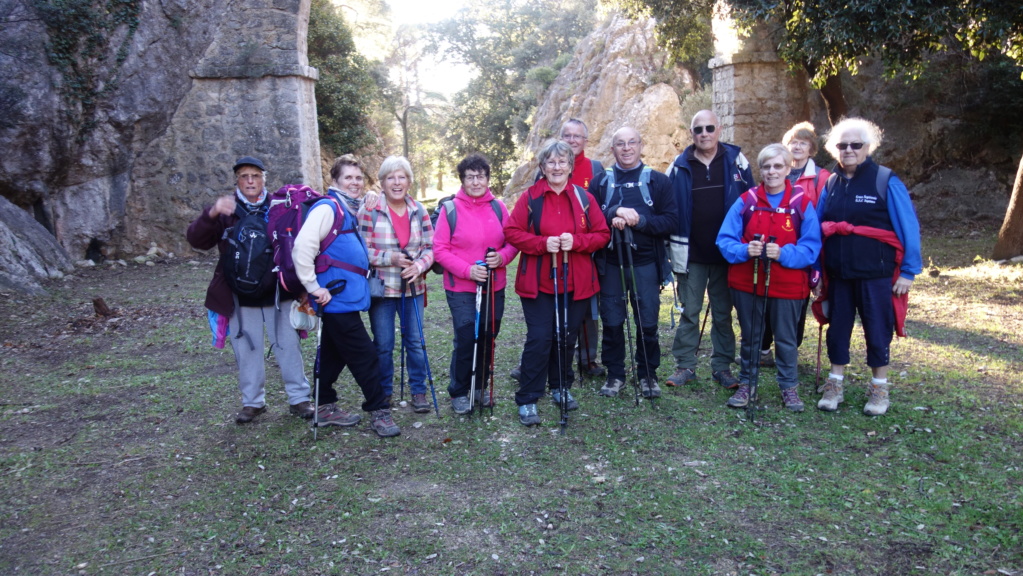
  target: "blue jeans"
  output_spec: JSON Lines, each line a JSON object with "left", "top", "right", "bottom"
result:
{"left": 368, "top": 295, "right": 427, "bottom": 396}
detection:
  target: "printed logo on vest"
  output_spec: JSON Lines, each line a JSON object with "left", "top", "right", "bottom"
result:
{"left": 782, "top": 217, "right": 794, "bottom": 232}
{"left": 855, "top": 194, "right": 877, "bottom": 204}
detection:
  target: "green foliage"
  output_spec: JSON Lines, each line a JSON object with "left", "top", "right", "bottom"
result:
{"left": 610, "top": 0, "right": 714, "bottom": 79}
{"left": 427, "top": 0, "right": 597, "bottom": 189}
{"left": 31, "top": 0, "right": 141, "bottom": 141}
{"left": 308, "top": 0, "right": 376, "bottom": 155}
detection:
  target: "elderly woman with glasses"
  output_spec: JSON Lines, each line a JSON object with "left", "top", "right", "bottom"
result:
{"left": 432, "top": 153, "right": 519, "bottom": 415}
{"left": 504, "top": 139, "right": 610, "bottom": 426}
{"left": 716, "top": 143, "right": 822, "bottom": 413}
{"left": 814, "top": 118, "right": 922, "bottom": 416}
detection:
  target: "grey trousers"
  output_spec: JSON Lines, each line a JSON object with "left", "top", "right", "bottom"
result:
{"left": 229, "top": 304, "right": 311, "bottom": 407}
{"left": 670, "top": 262, "right": 735, "bottom": 373}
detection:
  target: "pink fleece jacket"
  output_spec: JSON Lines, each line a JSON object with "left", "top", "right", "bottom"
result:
{"left": 432, "top": 188, "right": 519, "bottom": 293}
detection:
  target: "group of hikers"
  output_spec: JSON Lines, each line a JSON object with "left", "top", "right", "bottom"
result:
{"left": 188, "top": 109, "right": 922, "bottom": 437}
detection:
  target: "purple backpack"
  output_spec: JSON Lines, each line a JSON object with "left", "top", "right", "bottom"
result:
{"left": 267, "top": 185, "right": 347, "bottom": 295}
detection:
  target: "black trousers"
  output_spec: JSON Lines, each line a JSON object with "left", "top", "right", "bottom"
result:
{"left": 317, "top": 311, "right": 388, "bottom": 412}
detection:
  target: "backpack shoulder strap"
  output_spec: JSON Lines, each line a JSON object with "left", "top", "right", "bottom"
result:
{"left": 739, "top": 189, "right": 758, "bottom": 229}
{"left": 441, "top": 199, "right": 457, "bottom": 234}
{"left": 573, "top": 184, "right": 592, "bottom": 230}
{"left": 875, "top": 165, "right": 892, "bottom": 203}
{"left": 639, "top": 165, "right": 653, "bottom": 206}
{"left": 488, "top": 199, "right": 504, "bottom": 223}
{"left": 527, "top": 193, "right": 544, "bottom": 235}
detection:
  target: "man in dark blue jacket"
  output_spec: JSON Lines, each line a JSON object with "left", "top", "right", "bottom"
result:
{"left": 590, "top": 127, "right": 677, "bottom": 400}
{"left": 664, "top": 110, "right": 754, "bottom": 390}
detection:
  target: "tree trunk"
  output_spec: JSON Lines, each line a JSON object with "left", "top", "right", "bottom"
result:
{"left": 992, "top": 153, "right": 1023, "bottom": 259}
{"left": 818, "top": 75, "right": 847, "bottom": 125}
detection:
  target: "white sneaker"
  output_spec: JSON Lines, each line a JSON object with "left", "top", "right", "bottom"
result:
{"left": 863, "top": 382, "right": 890, "bottom": 416}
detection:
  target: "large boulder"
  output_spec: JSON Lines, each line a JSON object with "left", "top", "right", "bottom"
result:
{"left": 0, "top": 195, "right": 73, "bottom": 295}
{"left": 505, "top": 15, "right": 697, "bottom": 198}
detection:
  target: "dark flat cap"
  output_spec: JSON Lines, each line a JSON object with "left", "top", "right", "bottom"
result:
{"left": 233, "top": 156, "right": 266, "bottom": 172}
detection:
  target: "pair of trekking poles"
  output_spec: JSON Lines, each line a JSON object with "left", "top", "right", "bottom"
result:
{"left": 614, "top": 226, "right": 648, "bottom": 408}
{"left": 745, "top": 233, "right": 776, "bottom": 422}
{"left": 396, "top": 250, "right": 440, "bottom": 417}
{"left": 468, "top": 249, "right": 498, "bottom": 416}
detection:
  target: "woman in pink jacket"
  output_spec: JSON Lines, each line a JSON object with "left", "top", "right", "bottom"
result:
{"left": 433, "top": 153, "right": 519, "bottom": 415}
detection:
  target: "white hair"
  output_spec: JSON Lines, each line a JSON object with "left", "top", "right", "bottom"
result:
{"left": 824, "top": 118, "right": 884, "bottom": 160}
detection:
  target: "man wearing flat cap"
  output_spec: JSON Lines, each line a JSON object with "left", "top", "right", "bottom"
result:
{"left": 186, "top": 156, "right": 314, "bottom": 424}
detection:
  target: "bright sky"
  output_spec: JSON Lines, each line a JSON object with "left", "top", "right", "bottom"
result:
{"left": 387, "top": 0, "right": 466, "bottom": 25}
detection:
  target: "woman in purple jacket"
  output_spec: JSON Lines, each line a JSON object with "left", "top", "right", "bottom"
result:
{"left": 433, "top": 153, "right": 519, "bottom": 414}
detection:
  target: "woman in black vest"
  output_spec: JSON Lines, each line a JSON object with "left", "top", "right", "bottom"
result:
{"left": 814, "top": 119, "right": 922, "bottom": 416}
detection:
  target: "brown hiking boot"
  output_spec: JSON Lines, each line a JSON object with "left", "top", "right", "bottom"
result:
{"left": 235, "top": 405, "right": 266, "bottom": 424}
{"left": 371, "top": 409, "right": 400, "bottom": 437}
{"left": 712, "top": 370, "right": 741, "bottom": 389}
{"left": 665, "top": 367, "right": 696, "bottom": 387}
{"left": 411, "top": 393, "right": 431, "bottom": 413}
{"left": 289, "top": 401, "right": 315, "bottom": 419}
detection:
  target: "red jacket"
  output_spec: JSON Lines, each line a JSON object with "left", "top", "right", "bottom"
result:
{"left": 504, "top": 179, "right": 610, "bottom": 300}
{"left": 793, "top": 159, "right": 830, "bottom": 206}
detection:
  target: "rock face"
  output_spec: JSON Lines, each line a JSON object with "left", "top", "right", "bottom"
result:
{"left": 0, "top": 0, "right": 320, "bottom": 276}
{"left": 506, "top": 15, "right": 697, "bottom": 197}
{"left": 0, "top": 195, "right": 74, "bottom": 295}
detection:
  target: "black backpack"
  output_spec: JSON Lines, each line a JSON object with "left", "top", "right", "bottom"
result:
{"left": 221, "top": 203, "right": 274, "bottom": 297}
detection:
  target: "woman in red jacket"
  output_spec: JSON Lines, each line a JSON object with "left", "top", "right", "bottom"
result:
{"left": 504, "top": 140, "right": 610, "bottom": 426}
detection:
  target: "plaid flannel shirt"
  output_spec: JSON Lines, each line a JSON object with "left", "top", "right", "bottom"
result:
{"left": 358, "top": 195, "right": 434, "bottom": 298}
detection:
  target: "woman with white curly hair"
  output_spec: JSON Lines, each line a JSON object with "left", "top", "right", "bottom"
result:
{"left": 814, "top": 118, "right": 922, "bottom": 416}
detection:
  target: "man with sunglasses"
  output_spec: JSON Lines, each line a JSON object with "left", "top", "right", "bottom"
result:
{"left": 665, "top": 110, "right": 754, "bottom": 390}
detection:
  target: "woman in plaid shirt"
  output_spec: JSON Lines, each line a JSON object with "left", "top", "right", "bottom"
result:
{"left": 358, "top": 156, "right": 435, "bottom": 412}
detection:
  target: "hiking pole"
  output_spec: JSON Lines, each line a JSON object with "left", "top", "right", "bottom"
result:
{"left": 746, "top": 234, "right": 763, "bottom": 422}
{"left": 668, "top": 271, "right": 680, "bottom": 330}
{"left": 696, "top": 299, "right": 710, "bottom": 355}
{"left": 747, "top": 235, "right": 775, "bottom": 422}
{"left": 615, "top": 228, "right": 640, "bottom": 407}
{"left": 468, "top": 268, "right": 484, "bottom": 414}
{"left": 408, "top": 282, "right": 441, "bottom": 417}
{"left": 624, "top": 227, "right": 653, "bottom": 403}
{"left": 815, "top": 323, "right": 824, "bottom": 393}
{"left": 312, "top": 303, "right": 324, "bottom": 441}
{"left": 560, "top": 250, "right": 570, "bottom": 430}
{"left": 551, "top": 249, "right": 567, "bottom": 433}
{"left": 399, "top": 277, "right": 407, "bottom": 402}
{"left": 486, "top": 251, "right": 497, "bottom": 416}
{"left": 312, "top": 279, "right": 346, "bottom": 440}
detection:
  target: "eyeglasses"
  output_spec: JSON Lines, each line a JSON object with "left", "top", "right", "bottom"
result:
{"left": 692, "top": 125, "right": 716, "bottom": 135}
{"left": 613, "top": 140, "right": 640, "bottom": 149}
{"left": 836, "top": 142, "right": 864, "bottom": 151}
{"left": 463, "top": 173, "right": 488, "bottom": 182}
{"left": 760, "top": 163, "right": 787, "bottom": 172}
{"left": 237, "top": 173, "right": 263, "bottom": 181}
{"left": 544, "top": 159, "right": 570, "bottom": 169}
{"left": 561, "top": 133, "right": 586, "bottom": 141}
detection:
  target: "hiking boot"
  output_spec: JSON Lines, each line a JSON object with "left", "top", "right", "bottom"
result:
{"left": 370, "top": 409, "right": 400, "bottom": 437}
{"left": 518, "top": 403, "right": 540, "bottom": 426}
{"left": 474, "top": 389, "right": 495, "bottom": 408}
{"left": 599, "top": 378, "right": 625, "bottom": 397}
{"left": 713, "top": 370, "right": 741, "bottom": 390}
{"left": 510, "top": 365, "right": 522, "bottom": 382}
{"left": 315, "top": 403, "right": 361, "bottom": 427}
{"left": 289, "top": 401, "right": 315, "bottom": 419}
{"left": 863, "top": 382, "right": 890, "bottom": 416}
{"left": 551, "top": 390, "right": 579, "bottom": 411}
{"left": 235, "top": 405, "right": 266, "bottom": 424}
{"left": 817, "top": 377, "right": 844, "bottom": 412}
{"left": 665, "top": 367, "right": 696, "bottom": 387}
{"left": 582, "top": 361, "right": 606, "bottom": 377}
{"left": 726, "top": 384, "right": 751, "bottom": 408}
{"left": 760, "top": 349, "right": 776, "bottom": 367}
{"left": 411, "top": 393, "right": 431, "bottom": 413}
{"left": 451, "top": 396, "right": 471, "bottom": 415}
{"left": 781, "top": 387, "right": 804, "bottom": 412}
{"left": 640, "top": 378, "right": 661, "bottom": 399}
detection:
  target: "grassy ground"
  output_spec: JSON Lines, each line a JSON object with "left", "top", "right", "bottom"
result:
{"left": 0, "top": 230, "right": 1020, "bottom": 575}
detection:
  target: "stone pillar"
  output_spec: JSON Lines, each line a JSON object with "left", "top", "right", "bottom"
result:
{"left": 709, "top": 0, "right": 809, "bottom": 172}
{"left": 126, "top": 0, "right": 320, "bottom": 255}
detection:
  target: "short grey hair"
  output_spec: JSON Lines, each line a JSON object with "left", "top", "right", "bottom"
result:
{"left": 824, "top": 118, "right": 884, "bottom": 160}
{"left": 537, "top": 139, "right": 575, "bottom": 175}
{"left": 560, "top": 118, "right": 589, "bottom": 138}
{"left": 378, "top": 155, "right": 414, "bottom": 183}
{"left": 757, "top": 143, "right": 793, "bottom": 169}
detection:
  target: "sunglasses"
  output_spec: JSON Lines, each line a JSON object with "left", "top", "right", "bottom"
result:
{"left": 836, "top": 142, "right": 865, "bottom": 151}
{"left": 692, "top": 125, "right": 716, "bottom": 135}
